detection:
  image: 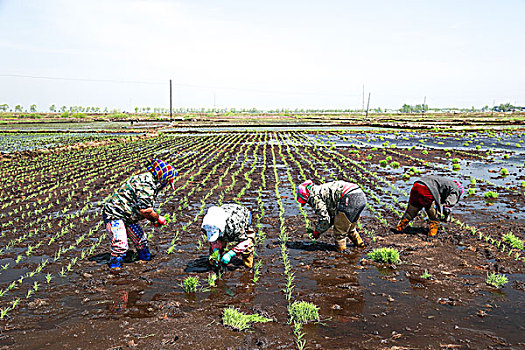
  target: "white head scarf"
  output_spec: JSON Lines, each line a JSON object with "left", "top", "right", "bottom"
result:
{"left": 201, "top": 206, "right": 227, "bottom": 242}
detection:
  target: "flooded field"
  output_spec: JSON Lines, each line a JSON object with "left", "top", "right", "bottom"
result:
{"left": 0, "top": 129, "right": 523, "bottom": 349}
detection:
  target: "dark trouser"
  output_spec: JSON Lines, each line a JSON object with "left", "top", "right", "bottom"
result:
{"left": 334, "top": 189, "right": 366, "bottom": 241}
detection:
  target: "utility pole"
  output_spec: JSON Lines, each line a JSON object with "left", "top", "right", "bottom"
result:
{"left": 422, "top": 96, "right": 426, "bottom": 117}
{"left": 169, "top": 79, "right": 173, "bottom": 121}
{"left": 362, "top": 84, "right": 365, "bottom": 112}
{"left": 365, "top": 92, "right": 371, "bottom": 118}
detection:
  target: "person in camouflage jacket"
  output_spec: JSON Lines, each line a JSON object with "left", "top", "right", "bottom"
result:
{"left": 201, "top": 203, "right": 255, "bottom": 268}
{"left": 392, "top": 175, "right": 463, "bottom": 236}
{"left": 297, "top": 180, "right": 367, "bottom": 251}
{"left": 103, "top": 159, "right": 177, "bottom": 268}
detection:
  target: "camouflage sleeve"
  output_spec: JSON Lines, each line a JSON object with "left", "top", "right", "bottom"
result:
{"left": 311, "top": 196, "right": 331, "bottom": 233}
{"left": 134, "top": 183, "right": 155, "bottom": 210}
{"left": 223, "top": 204, "right": 251, "bottom": 240}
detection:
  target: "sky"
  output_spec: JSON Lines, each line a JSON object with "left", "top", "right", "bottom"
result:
{"left": 0, "top": 0, "right": 524, "bottom": 111}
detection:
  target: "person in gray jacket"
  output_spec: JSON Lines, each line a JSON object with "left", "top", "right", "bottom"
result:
{"left": 392, "top": 175, "right": 464, "bottom": 236}
{"left": 297, "top": 180, "right": 367, "bottom": 251}
{"left": 201, "top": 203, "right": 255, "bottom": 268}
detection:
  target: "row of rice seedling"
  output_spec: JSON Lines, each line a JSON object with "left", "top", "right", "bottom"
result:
{"left": 270, "top": 135, "right": 319, "bottom": 349}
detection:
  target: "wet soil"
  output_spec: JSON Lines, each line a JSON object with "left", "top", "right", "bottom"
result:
{"left": 0, "top": 131, "right": 523, "bottom": 349}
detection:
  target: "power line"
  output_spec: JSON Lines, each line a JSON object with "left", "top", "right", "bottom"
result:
{"left": 0, "top": 73, "right": 164, "bottom": 85}
{"left": 0, "top": 73, "right": 359, "bottom": 97}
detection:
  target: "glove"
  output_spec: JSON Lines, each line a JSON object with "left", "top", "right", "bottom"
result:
{"left": 154, "top": 216, "right": 167, "bottom": 227}
{"left": 220, "top": 250, "right": 236, "bottom": 265}
{"left": 313, "top": 230, "right": 321, "bottom": 239}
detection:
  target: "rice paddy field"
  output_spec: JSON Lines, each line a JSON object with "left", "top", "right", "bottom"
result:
{"left": 0, "top": 125, "right": 523, "bottom": 349}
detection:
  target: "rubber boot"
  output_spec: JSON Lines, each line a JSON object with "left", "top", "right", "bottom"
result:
{"left": 109, "top": 256, "right": 123, "bottom": 269}
{"left": 137, "top": 247, "right": 151, "bottom": 261}
{"left": 336, "top": 238, "right": 347, "bottom": 252}
{"left": 396, "top": 218, "right": 410, "bottom": 232}
{"left": 428, "top": 221, "right": 439, "bottom": 236}
{"left": 242, "top": 253, "right": 254, "bottom": 268}
{"left": 347, "top": 223, "right": 365, "bottom": 247}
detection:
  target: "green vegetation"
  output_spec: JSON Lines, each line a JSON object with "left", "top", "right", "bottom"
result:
{"left": 500, "top": 168, "right": 509, "bottom": 176}
{"left": 452, "top": 163, "right": 461, "bottom": 170}
{"left": 483, "top": 191, "right": 499, "bottom": 199}
{"left": 389, "top": 161, "right": 400, "bottom": 169}
{"left": 468, "top": 188, "right": 476, "bottom": 195}
{"left": 379, "top": 160, "right": 387, "bottom": 167}
{"left": 222, "top": 307, "right": 272, "bottom": 331}
{"left": 181, "top": 276, "right": 200, "bottom": 293}
{"left": 486, "top": 272, "right": 508, "bottom": 289}
{"left": 288, "top": 301, "right": 320, "bottom": 324}
{"left": 209, "top": 249, "right": 220, "bottom": 265}
{"left": 367, "top": 247, "right": 400, "bottom": 264}
{"left": 420, "top": 269, "right": 432, "bottom": 279}
{"left": 207, "top": 272, "right": 218, "bottom": 287}
{"left": 503, "top": 232, "right": 523, "bottom": 250}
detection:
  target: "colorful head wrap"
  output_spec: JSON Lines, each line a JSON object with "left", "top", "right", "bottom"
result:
{"left": 453, "top": 180, "right": 464, "bottom": 196}
{"left": 296, "top": 180, "right": 313, "bottom": 206}
{"left": 147, "top": 159, "right": 177, "bottom": 190}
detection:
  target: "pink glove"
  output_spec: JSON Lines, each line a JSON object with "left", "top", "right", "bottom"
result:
{"left": 313, "top": 230, "right": 321, "bottom": 239}
{"left": 154, "top": 216, "right": 167, "bottom": 227}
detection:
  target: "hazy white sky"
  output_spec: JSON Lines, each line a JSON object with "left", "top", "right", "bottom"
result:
{"left": 1, "top": 0, "right": 524, "bottom": 111}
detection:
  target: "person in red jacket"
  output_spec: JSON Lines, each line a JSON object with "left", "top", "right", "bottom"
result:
{"left": 392, "top": 176, "right": 463, "bottom": 236}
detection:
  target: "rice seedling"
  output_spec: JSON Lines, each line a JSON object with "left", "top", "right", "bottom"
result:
{"left": 288, "top": 301, "right": 320, "bottom": 324}
{"left": 486, "top": 272, "right": 508, "bottom": 288}
{"left": 367, "top": 247, "right": 400, "bottom": 264}
{"left": 389, "top": 161, "right": 400, "bottom": 169}
{"left": 252, "top": 260, "right": 262, "bottom": 284}
{"left": 468, "top": 188, "right": 476, "bottom": 195}
{"left": 222, "top": 307, "right": 272, "bottom": 331}
{"left": 500, "top": 168, "right": 509, "bottom": 176}
{"left": 483, "top": 191, "right": 498, "bottom": 199}
{"left": 502, "top": 232, "right": 523, "bottom": 250}
{"left": 207, "top": 272, "right": 218, "bottom": 288}
{"left": 293, "top": 322, "right": 307, "bottom": 350}
{"left": 452, "top": 163, "right": 461, "bottom": 170}
{"left": 181, "top": 276, "right": 200, "bottom": 293}
{"left": 420, "top": 269, "right": 432, "bottom": 279}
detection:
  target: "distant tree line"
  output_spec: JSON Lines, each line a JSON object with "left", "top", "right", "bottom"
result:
{"left": 0, "top": 103, "right": 523, "bottom": 114}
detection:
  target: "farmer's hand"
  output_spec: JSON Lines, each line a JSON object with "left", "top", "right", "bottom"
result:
{"left": 442, "top": 207, "right": 452, "bottom": 222}
{"left": 313, "top": 230, "right": 321, "bottom": 239}
{"left": 220, "top": 251, "right": 236, "bottom": 265}
{"left": 154, "top": 216, "right": 167, "bottom": 227}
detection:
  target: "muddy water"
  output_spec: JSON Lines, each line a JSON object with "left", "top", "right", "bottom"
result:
{"left": 1, "top": 131, "right": 524, "bottom": 349}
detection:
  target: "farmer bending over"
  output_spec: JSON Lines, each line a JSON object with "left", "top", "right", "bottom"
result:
{"left": 392, "top": 175, "right": 463, "bottom": 236}
{"left": 296, "top": 180, "right": 367, "bottom": 251}
{"left": 103, "top": 159, "right": 177, "bottom": 269}
{"left": 201, "top": 203, "right": 255, "bottom": 268}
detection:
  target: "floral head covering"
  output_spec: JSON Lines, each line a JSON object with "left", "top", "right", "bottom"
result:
{"left": 147, "top": 159, "right": 177, "bottom": 190}
{"left": 296, "top": 180, "right": 313, "bottom": 206}
{"left": 453, "top": 180, "right": 464, "bottom": 196}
